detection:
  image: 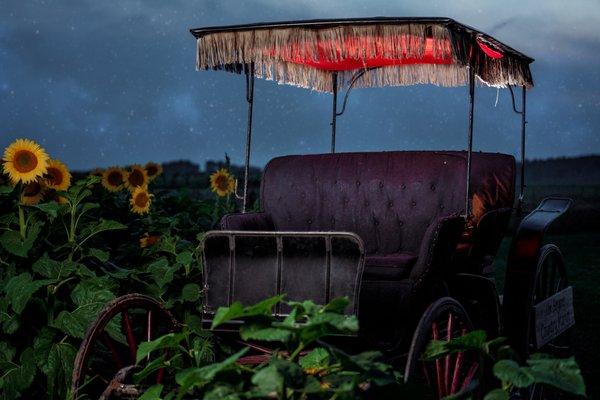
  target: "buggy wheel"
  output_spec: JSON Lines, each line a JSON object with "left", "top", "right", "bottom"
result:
{"left": 405, "top": 297, "right": 481, "bottom": 400}
{"left": 526, "top": 245, "right": 573, "bottom": 400}
{"left": 71, "top": 294, "right": 179, "bottom": 400}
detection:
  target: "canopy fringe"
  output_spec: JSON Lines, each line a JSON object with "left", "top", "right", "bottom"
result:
{"left": 196, "top": 22, "right": 533, "bottom": 91}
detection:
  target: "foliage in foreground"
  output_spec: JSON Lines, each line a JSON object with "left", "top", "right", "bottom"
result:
{"left": 135, "top": 296, "right": 586, "bottom": 400}
{"left": 0, "top": 176, "right": 233, "bottom": 399}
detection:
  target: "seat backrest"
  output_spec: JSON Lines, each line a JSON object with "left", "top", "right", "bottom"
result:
{"left": 260, "top": 151, "right": 515, "bottom": 255}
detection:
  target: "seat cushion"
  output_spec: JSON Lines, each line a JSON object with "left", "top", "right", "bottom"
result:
{"left": 363, "top": 253, "right": 417, "bottom": 280}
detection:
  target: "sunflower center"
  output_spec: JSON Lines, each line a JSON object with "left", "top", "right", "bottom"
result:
{"left": 107, "top": 171, "right": 124, "bottom": 186}
{"left": 146, "top": 166, "right": 158, "bottom": 176}
{"left": 215, "top": 175, "right": 229, "bottom": 191}
{"left": 128, "top": 169, "right": 144, "bottom": 187}
{"left": 23, "top": 181, "right": 43, "bottom": 197}
{"left": 13, "top": 150, "right": 38, "bottom": 173}
{"left": 46, "top": 166, "right": 64, "bottom": 186}
{"left": 134, "top": 192, "right": 149, "bottom": 207}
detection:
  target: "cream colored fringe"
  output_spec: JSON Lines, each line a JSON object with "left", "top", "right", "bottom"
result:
{"left": 196, "top": 23, "right": 532, "bottom": 92}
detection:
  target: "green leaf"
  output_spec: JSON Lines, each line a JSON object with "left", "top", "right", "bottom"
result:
{"left": 483, "top": 388, "right": 510, "bottom": 400}
{"left": 322, "top": 297, "right": 350, "bottom": 314}
{"left": 78, "top": 219, "right": 126, "bottom": 241}
{"left": 0, "top": 221, "right": 42, "bottom": 257}
{"left": 32, "top": 254, "right": 77, "bottom": 280}
{"left": 251, "top": 358, "right": 305, "bottom": 395}
{"left": 51, "top": 282, "right": 115, "bottom": 338}
{"left": 139, "top": 384, "right": 163, "bottom": 400}
{"left": 43, "top": 342, "right": 77, "bottom": 397}
{"left": 299, "top": 347, "right": 330, "bottom": 370}
{"left": 136, "top": 333, "right": 186, "bottom": 364}
{"left": 33, "top": 327, "right": 57, "bottom": 368}
{"left": 181, "top": 283, "right": 200, "bottom": 302}
{"left": 134, "top": 354, "right": 168, "bottom": 383}
{"left": 0, "top": 342, "right": 16, "bottom": 363}
{"left": 423, "top": 330, "right": 488, "bottom": 361}
{"left": 34, "top": 202, "right": 61, "bottom": 218}
{"left": 203, "top": 385, "right": 241, "bottom": 400}
{"left": 176, "top": 251, "right": 193, "bottom": 265}
{"left": 4, "top": 273, "right": 55, "bottom": 314}
{"left": 210, "top": 294, "right": 285, "bottom": 329}
{"left": 526, "top": 356, "right": 586, "bottom": 396}
{"left": 493, "top": 359, "right": 534, "bottom": 388}
{"left": 240, "top": 324, "right": 292, "bottom": 342}
{"left": 175, "top": 348, "right": 248, "bottom": 397}
{"left": 148, "top": 258, "right": 174, "bottom": 289}
{"left": 0, "top": 347, "right": 36, "bottom": 398}
{"left": 0, "top": 185, "right": 15, "bottom": 195}
{"left": 87, "top": 248, "right": 110, "bottom": 262}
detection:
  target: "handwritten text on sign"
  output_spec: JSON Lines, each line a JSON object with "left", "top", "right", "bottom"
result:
{"left": 534, "top": 286, "right": 575, "bottom": 348}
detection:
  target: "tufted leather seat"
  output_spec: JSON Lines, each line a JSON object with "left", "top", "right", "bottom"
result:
{"left": 221, "top": 151, "right": 514, "bottom": 326}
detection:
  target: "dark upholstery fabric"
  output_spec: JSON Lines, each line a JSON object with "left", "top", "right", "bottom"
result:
{"left": 220, "top": 151, "right": 515, "bottom": 284}
{"left": 363, "top": 253, "right": 417, "bottom": 280}
{"left": 261, "top": 151, "right": 469, "bottom": 255}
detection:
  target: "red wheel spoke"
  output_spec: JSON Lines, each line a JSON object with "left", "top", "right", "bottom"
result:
{"left": 101, "top": 332, "right": 124, "bottom": 370}
{"left": 421, "top": 362, "right": 432, "bottom": 387}
{"left": 157, "top": 349, "right": 168, "bottom": 384}
{"left": 461, "top": 361, "right": 479, "bottom": 391}
{"left": 444, "top": 313, "right": 453, "bottom": 394}
{"left": 451, "top": 328, "right": 467, "bottom": 394}
{"left": 432, "top": 322, "right": 445, "bottom": 398}
{"left": 122, "top": 311, "right": 137, "bottom": 363}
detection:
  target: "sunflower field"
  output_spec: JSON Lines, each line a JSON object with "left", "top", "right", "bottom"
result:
{"left": 0, "top": 139, "right": 587, "bottom": 399}
{"left": 0, "top": 138, "right": 239, "bottom": 399}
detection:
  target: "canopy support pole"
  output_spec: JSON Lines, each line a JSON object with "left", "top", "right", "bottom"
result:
{"left": 465, "top": 66, "right": 475, "bottom": 217}
{"left": 508, "top": 84, "right": 528, "bottom": 207}
{"left": 242, "top": 64, "right": 255, "bottom": 213}
{"left": 520, "top": 86, "right": 527, "bottom": 204}
{"left": 330, "top": 72, "right": 338, "bottom": 153}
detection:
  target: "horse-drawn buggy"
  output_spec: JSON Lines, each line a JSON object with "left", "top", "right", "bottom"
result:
{"left": 71, "top": 17, "right": 575, "bottom": 399}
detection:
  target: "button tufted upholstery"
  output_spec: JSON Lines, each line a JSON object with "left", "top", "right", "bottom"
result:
{"left": 221, "top": 151, "right": 515, "bottom": 283}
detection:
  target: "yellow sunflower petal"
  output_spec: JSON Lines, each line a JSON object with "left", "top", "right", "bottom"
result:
{"left": 144, "top": 162, "right": 163, "bottom": 181}
{"left": 45, "top": 159, "right": 71, "bottom": 191}
{"left": 210, "top": 168, "right": 235, "bottom": 197}
{"left": 130, "top": 187, "right": 152, "bottom": 215}
{"left": 125, "top": 165, "right": 148, "bottom": 191}
{"left": 2, "top": 138, "right": 49, "bottom": 184}
{"left": 102, "top": 167, "right": 125, "bottom": 192}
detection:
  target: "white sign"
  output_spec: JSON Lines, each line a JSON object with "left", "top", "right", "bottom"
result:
{"left": 533, "top": 286, "right": 575, "bottom": 348}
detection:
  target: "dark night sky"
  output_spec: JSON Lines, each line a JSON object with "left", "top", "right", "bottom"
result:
{"left": 1, "top": 1, "right": 599, "bottom": 170}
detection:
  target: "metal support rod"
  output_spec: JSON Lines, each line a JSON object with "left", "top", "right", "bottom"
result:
{"left": 330, "top": 72, "right": 338, "bottom": 153}
{"left": 242, "top": 64, "right": 255, "bottom": 213}
{"left": 520, "top": 86, "right": 527, "bottom": 203}
{"left": 465, "top": 66, "right": 475, "bottom": 217}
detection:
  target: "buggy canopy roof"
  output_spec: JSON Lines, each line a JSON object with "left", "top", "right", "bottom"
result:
{"left": 190, "top": 17, "right": 534, "bottom": 92}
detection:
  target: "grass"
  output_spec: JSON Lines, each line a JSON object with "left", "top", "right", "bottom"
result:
{"left": 494, "top": 233, "right": 600, "bottom": 399}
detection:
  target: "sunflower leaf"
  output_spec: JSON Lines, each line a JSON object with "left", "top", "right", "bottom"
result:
{"left": 0, "top": 185, "right": 15, "bottom": 195}
{"left": 34, "top": 202, "right": 60, "bottom": 219}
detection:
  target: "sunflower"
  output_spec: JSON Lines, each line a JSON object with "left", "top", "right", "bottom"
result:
{"left": 125, "top": 165, "right": 148, "bottom": 191}
{"left": 130, "top": 186, "right": 152, "bottom": 215}
{"left": 144, "top": 162, "right": 163, "bottom": 181}
{"left": 44, "top": 159, "right": 71, "bottom": 191}
{"left": 209, "top": 168, "right": 235, "bottom": 197}
{"left": 102, "top": 167, "right": 125, "bottom": 192}
{"left": 139, "top": 232, "right": 161, "bottom": 248}
{"left": 2, "top": 138, "right": 49, "bottom": 184}
{"left": 21, "top": 179, "right": 47, "bottom": 205}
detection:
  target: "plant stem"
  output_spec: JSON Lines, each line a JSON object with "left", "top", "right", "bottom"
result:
{"left": 18, "top": 205, "right": 26, "bottom": 240}
{"left": 289, "top": 343, "right": 305, "bottom": 361}
{"left": 69, "top": 206, "right": 76, "bottom": 243}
